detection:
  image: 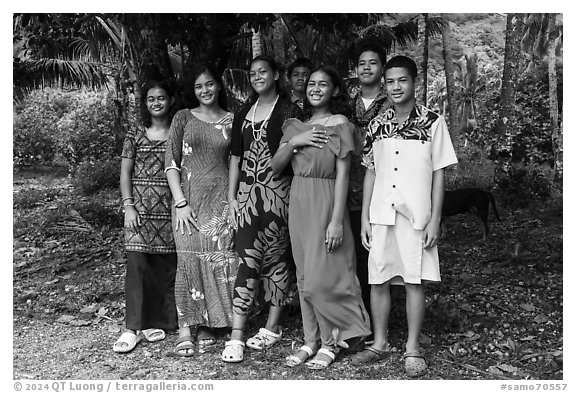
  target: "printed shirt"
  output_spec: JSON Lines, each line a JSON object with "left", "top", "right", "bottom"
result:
{"left": 290, "top": 91, "right": 305, "bottom": 110}
{"left": 362, "top": 104, "right": 458, "bottom": 230}
{"left": 348, "top": 89, "right": 391, "bottom": 211}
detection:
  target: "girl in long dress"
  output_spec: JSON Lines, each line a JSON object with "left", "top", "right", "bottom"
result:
{"left": 222, "top": 55, "right": 302, "bottom": 363}
{"left": 165, "top": 64, "right": 237, "bottom": 357}
{"left": 271, "top": 65, "right": 371, "bottom": 369}
{"left": 114, "top": 80, "right": 178, "bottom": 353}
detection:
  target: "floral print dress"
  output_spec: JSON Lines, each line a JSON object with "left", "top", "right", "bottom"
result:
{"left": 165, "top": 110, "right": 238, "bottom": 328}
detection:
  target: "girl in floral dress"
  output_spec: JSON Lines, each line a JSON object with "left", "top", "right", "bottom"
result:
{"left": 165, "top": 64, "right": 237, "bottom": 357}
{"left": 222, "top": 55, "right": 302, "bottom": 363}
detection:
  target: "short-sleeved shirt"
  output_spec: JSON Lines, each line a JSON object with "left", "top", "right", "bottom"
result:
{"left": 121, "top": 126, "right": 175, "bottom": 253}
{"left": 362, "top": 104, "right": 458, "bottom": 230}
{"left": 348, "top": 90, "right": 391, "bottom": 211}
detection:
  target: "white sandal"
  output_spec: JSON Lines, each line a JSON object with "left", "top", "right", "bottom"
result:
{"left": 285, "top": 345, "right": 315, "bottom": 367}
{"left": 222, "top": 340, "right": 245, "bottom": 363}
{"left": 113, "top": 331, "right": 141, "bottom": 353}
{"left": 246, "top": 327, "right": 282, "bottom": 350}
{"left": 142, "top": 328, "right": 165, "bottom": 342}
{"left": 305, "top": 348, "right": 337, "bottom": 370}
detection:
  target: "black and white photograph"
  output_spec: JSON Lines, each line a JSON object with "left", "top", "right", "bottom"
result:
{"left": 11, "top": 8, "right": 567, "bottom": 391}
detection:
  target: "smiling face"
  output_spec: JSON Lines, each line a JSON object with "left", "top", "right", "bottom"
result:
{"left": 385, "top": 66, "right": 416, "bottom": 107}
{"left": 357, "top": 50, "right": 383, "bottom": 87}
{"left": 194, "top": 72, "right": 219, "bottom": 107}
{"left": 306, "top": 70, "right": 338, "bottom": 109}
{"left": 145, "top": 87, "right": 172, "bottom": 118}
{"left": 289, "top": 66, "right": 311, "bottom": 95}
{"left": 249, "top": 60, "right": 278, "bottom": 95}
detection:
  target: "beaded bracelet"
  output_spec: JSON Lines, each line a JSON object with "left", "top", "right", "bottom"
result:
{"left": 123, "top": 203, "right": 135, "bottom": 207}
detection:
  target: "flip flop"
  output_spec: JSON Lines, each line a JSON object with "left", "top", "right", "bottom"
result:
{"left": 305, "top": 348, "right": 336, "bottom": 370}
{"left": 246, "top": 327, "right": 282, "bottom": 350}
{"left": 404, "top": 351, "right": 428, "bottom": 377}
{"left": 222, "top": 340, "right": 245, "bottom": 363}
{"left": 113, "top": 331, "right": 141, "bottom": 353}
{"left": 285, "top": 345, "right": 316, "bottom": 367}
{"left": 350, "top": 344, "right": 391, "bottom": 366}
{"left": 142, "top": 328, "right": 165, "bottom": 342}
{"left": 174, "top": 335, "right": 195, "bottom": 357}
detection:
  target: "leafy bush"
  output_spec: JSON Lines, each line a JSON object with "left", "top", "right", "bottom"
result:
{"left": 13, "top": 90, "right": 63, "bottom": 166}
{"left": 71, "top": 158, "right": 121, "bottom": 196}
{"left": 13, "top": 89, "right": 124, "bottom": 171}
{"left": 56, "top": 91, "right": 122, "bottom": 169}
{"left": 496, "top": 163, "right": 554, "bottom": 208}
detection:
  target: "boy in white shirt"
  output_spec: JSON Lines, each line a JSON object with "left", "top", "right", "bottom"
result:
{"left": 351, "top": 55, "right": 457, "bottom": 377}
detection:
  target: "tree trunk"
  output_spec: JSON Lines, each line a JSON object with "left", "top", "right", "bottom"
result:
{"left": 252, "top": 27, "right": 263, "bottom": 58}
{"left": 441, "top": 14, "right": 459, "bottom": 142}
{"left": 547, "top": 13, "right": 562, "bottom": 181}
{"left": 417, "top": 13, "right": 429, "bottom": 106}
{"left": 500, "top": 14, "right": 523, "bottom": 135}
{"left": 272, "top": 16, "right": 286, "bottom": 66}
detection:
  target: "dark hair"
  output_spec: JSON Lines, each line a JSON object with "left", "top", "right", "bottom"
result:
{"left": 302, "top": 65, "right": 352, "bottom": 120}
{"left": 182, "top": 63, "right": 228, "bottom": 111}
{"left": 140, "top": 79, "right": 176, "bottom": 128}
{"left": 287, "top": 57, "right": 314, "bottom": 77}
{"left": 384, "top": 55, "right": 418, "bottom": 81}
{"left": 248, "top": 55, "right": 285, "bottom": 102}
{"left": 355, "top": 40, "right": 387, "bottom": 65}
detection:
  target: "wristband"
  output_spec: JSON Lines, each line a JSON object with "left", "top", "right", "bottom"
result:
{"left": 175, "top": 201, "right": 189, "bottom": 209}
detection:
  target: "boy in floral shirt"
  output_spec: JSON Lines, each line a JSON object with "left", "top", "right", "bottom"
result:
{"left": 351, "top": 55, "right": 457, "bottom": 377}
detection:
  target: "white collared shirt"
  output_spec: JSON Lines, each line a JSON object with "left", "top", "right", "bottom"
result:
{"left": 362, "top": 105, "right": 458, "bottom": 230}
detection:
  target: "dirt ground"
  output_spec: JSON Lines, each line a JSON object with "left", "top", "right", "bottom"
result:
{"left": 12, "top": 168, "right": 563, "bottom": 382}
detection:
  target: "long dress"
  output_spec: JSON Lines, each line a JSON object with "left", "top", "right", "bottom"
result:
{"left": 232, "top": 119, "right": 296, "bottom": 314}
{"left": 121, "top": 126, "right": 177, "bottom": 331}
{"left": 281, "top": 118, "right": 371, "bottom": 345}
{"left": 165, "top": 110, "right": 238, "bottom": 328}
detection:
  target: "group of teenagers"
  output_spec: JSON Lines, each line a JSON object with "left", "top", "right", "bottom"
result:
{"left": 113, "top": 40, "right": 458, "bottom": 378}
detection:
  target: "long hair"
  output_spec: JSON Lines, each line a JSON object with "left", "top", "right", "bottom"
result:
{"left": 139, "top": 79, "right": 177, "bottom": 128}
{"left": 182, "top": 63, "right": 228, "bottom": 111}
{"left": 302, "top": 65, "right": 352, "bottom": 120}
{"left": 246, "top": 55, "right": 286, "bottom": 105}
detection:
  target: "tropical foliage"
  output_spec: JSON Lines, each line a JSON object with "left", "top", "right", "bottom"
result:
{"left": 13, "top": 13, "right": 563, "bottom": 200}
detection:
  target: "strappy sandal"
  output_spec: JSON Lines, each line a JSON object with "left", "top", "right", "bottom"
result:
{"left": 174, "top": 335, "right": 195, "bottom": 357}
{"left": 305, "top": 348, "right": 337, "bottom": 370}
{"left": 350, "top": 343, "right": 392, "bottom": 365}
{"left": 404, "top": 351, "right": 428, "bottom": 377}
{"left": 142, "top": 328, "right": 165, "bottom": 342}
{"left": 285, "top": 345, "right": 316, "bottom": 367}
{"left": 246, "top": 328, "right": 282, "bottom": 350}
{"left": 113, "top": 331, "right": 141, "bottom": 353}
{"left": 222, "top": 340, "right": 245, "bottom": 363}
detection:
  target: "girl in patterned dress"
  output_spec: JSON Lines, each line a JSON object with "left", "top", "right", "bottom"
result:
{"left": 222, "top": 55, "right": 302, "bottom": 363}
{"left": 165, "top": 64, "right": 237, "bottom": 357}
{"left": 113, "top": 80, "right": 178, "bottom": 353}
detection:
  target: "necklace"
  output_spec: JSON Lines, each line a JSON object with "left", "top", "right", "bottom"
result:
{"left": 251, "top": 95, "right": 279, "bottom": 142}
{"left": 308, "top": 114, "right": 332, "bottom": 130}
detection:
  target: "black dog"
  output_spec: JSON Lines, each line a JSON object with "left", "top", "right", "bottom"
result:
{"left": 441, "top": 188, "right": 501, "bottom": 240}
